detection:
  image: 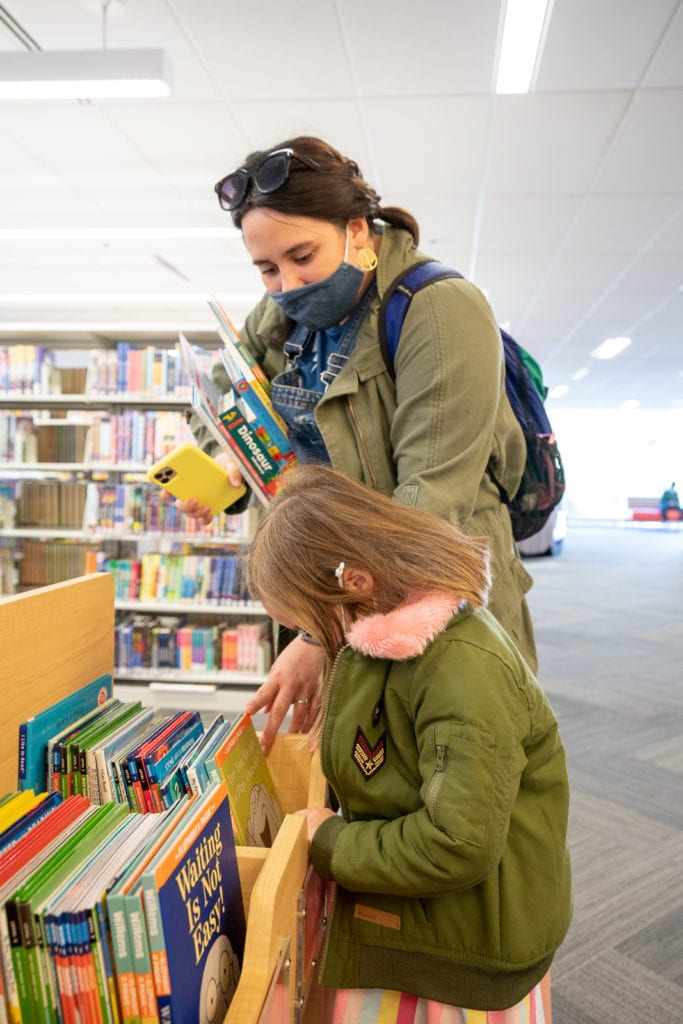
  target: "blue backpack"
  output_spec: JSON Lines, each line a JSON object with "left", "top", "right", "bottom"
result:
{"left": 378, "top": 260, "right": 566, "bottom": 542}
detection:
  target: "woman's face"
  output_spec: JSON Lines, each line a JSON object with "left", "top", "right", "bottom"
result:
{"left": 241, "top": 208, "right": 369, "bottom": 294}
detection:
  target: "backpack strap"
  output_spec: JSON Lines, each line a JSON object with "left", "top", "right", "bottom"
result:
{"left": 377, "top": 259, "right": 516, "bottom": 512}
{"left": 378, "top": 260, "right": 463, "bottom": 379}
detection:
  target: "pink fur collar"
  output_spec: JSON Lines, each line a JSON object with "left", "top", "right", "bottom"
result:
{"left": 345, "top": 591, "right": 464, "bottom": 661}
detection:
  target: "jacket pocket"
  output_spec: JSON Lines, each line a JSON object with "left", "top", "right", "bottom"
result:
{"left": 424, "top": 721, "right": 497, "bottom": 847}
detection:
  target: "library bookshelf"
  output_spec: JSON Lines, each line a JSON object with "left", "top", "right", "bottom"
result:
{"left": 0, "top": 336, "right": 274, "bottom": 708}
{"left": 0, "top": 573, "right": 329, "bottom": 1023}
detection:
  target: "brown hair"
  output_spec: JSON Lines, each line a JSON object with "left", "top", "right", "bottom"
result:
{"left": 246, "top": 465, "right": 490, "bottom": 663}
{"left": 229, "top": 135, "right": 420, "bottom": 245}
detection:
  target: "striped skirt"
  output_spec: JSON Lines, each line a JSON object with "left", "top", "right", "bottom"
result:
{"left": 328, "top": 979, "right": 547, "bottom": 1024}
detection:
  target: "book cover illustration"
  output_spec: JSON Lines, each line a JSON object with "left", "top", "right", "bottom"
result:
{"left": 140, "top": 781, "right": 246, "bottom": 1023}
{"left": 18, "top": 674, "right": 113, "bottom": 793}
{"left": 178, "top": 317, "right": 296, "bottom": 506}
{"left": 212, "top": 714, "right": 283, "bottom": 847}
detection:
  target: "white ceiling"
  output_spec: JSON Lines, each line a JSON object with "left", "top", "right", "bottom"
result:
{"left": 1, "top": 0, "right": 682, "bottom": 412}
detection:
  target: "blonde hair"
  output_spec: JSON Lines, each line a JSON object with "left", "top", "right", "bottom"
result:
{"left": 246, "top": 466, "right": 490, "bottom": 663}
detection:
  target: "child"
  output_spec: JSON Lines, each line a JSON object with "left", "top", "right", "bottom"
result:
{"left": 247, "top": 465, "right": 571, "bottom": 1018}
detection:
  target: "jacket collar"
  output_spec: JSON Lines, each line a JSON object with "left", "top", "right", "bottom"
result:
{"left": 345, "top": 591, "right": 465, "bottom": 661}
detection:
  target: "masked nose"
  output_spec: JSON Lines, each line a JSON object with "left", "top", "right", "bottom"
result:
{"left": 278, "top": 269, "right": 307, "bottom": 292}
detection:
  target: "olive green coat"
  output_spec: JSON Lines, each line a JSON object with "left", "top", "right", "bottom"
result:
{"left": 192, "top": 227, "right": 537, "bottom": 668}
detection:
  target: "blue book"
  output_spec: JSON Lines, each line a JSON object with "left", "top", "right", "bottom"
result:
{"left": 140, "top": 782, "right": 245, "bottom": 1022}
{"left": 17, "top": 675, "right": 113, "bottom": 793}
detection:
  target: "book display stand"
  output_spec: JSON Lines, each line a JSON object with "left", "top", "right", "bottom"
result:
{"left": 0, "top": 573, "right": 329, "bottom": 1023}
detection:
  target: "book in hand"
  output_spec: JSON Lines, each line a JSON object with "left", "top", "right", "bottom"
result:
{"left": 18, "top": 673, "right": 113, "bottom": 793}
{"left": 178, "top": 312, "right": 297, "bottom": 506}
{"left": 138, "top": 781, "right": 246, "bottom": 1022}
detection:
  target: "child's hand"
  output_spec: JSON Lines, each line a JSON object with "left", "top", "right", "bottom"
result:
{"left": 297, "top": 807, "right": 336, "bottom": 843}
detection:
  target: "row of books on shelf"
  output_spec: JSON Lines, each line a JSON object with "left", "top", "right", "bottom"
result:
{"left": 17, "top": 676, "right": 283, "bottom": 835}
{"left": 0, "top": 343, "right": 191, "bottom": 398}
{"left": 14, "top": 479, "right": 88, "bottom": 530}
{"left": 0, "top": 409, "right": 193, "bottom": 466}
{"left": 0, "top": 782, "right": 248, "bottom": 1023}
{"left": 86, "top": 485, "right": 251, "bottom": 539}
{"left": 87, "top": 342, "right": 190, "bottom": 397}
{"left": 14, "top": 539, "right": 101, "bottom": 588}
{"left": 106, "top": 552, "right": 251, "bottom": 605}
{"left": 0, "top": 345, "right": 62, "bottom": 395}
{"left": 115, "top": 616, "right": 272, "bottom": 674}
{"left": 0, "top": 478, "right": 251, "bottom": 539}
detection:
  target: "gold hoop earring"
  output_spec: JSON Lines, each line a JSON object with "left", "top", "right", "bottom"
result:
{"left": 357, "top": 247, "right": 378, "bottom": 272}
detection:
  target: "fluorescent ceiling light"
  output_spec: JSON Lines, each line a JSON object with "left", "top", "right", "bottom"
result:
{"left": 0, "top": 49, "right": 172, "bottom": 99}
{"left": 0, "top": 321, "right": 218, "bottom": 332}
{"left": 548, "top": 384, "right": 569, "bottom": 399}
{"left": 571, "top": 367, "right": 590, "bottom": 381}
{"left": 496, "top": 0, "right": 553, "bottom": 94}
{"left": 0, "top": 293, "right": 261, "bottom": 305}
{"left": 0, "top": 227, "right": 239, "bottom": 240}
{"left": 590, "top": 336, "right": 632, "bottom": 360}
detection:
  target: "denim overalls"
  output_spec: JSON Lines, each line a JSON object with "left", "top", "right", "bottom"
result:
{"left": 271, "top": 284, "right": 377, "bottom": 464}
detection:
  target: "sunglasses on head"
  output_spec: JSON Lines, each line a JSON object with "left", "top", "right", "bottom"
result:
{"left": 214, "top": 147, "right": 322, "bottom": 212}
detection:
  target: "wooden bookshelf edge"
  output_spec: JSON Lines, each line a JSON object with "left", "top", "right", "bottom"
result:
{"left": 0, "top": 572, "right": 115, "bottom": 793}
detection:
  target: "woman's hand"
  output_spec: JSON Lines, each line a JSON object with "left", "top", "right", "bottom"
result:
{"left": 245, "top": 635, "right": 325, "bottom": 754}
{"left": 174, "top": 451, "right": 245, "bottom": 526}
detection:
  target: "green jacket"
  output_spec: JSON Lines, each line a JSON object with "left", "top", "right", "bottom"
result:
{"left": 310, "top": 593, "right": 572, "bottom": 1009}
{"left": 193, "top": 227, "right": 536, "bottom": 669}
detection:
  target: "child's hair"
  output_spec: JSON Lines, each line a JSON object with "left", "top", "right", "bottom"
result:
{"left": 246, "top": 465, "right": 491, "bottom": 662}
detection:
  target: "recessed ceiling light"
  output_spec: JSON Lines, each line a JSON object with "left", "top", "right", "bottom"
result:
{"left": 496, "top": 0, "right": 553, "bottom": 94}
{"left": 571, "top": 367, "right": 590, "bottom": 381}
{"left": 590, "top": 337, "right": 632, "bottom": 360}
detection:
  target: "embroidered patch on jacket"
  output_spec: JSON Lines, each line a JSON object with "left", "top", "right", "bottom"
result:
{"left": 352, "top": 726, "right": 386, "bottom": 779}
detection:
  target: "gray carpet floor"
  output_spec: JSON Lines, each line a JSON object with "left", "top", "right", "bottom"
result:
{"left": 523, "top": 523, "right": 683, "bottom": 1023}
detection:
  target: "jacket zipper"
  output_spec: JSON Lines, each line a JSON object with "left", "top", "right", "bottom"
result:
{"left": 316, "top": 643, "right": 348, "bottom": 981}
{"left": 425, "top": 744, "right": 448, "bottom": 820}
{"left": 345, "top": 396, "right": 379, "bottom": 490}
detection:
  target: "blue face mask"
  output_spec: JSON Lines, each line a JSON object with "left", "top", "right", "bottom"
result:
{"left": 270, "top": 230, "right": 365, "bottom": 329}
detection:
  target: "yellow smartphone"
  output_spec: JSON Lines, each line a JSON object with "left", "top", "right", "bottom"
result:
{"left": 147, "top": 443, "right": 247, "bottom": 517}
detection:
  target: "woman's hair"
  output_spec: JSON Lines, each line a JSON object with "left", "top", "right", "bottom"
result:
{"left": 246, "top": 465, "right": 490, "bottom": 662}
{"left": 230, "top": 135, "right": 420, "bottom": 245}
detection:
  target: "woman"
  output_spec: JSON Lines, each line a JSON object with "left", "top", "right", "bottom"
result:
{"left": 246, "top": 464, "right": 571, "bottom": 1018}
{"left": 185, "top": 136, "right": 535, "bottom": 751}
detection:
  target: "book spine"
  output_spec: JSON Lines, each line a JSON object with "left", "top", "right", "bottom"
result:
{"left": 139, "top": 881, "right": 171, "bottom": 1022}
{"left": 106, "top": 895, "right": 142, "bottom": 1024}
{"left": 124, "top": 891, "right": 159, "bottom": 1024}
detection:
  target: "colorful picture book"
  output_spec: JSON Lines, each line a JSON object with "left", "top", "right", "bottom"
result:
{"left": 18, "top": 674, "right": 113, "bottom": 793}
{"left": 178, "top": 302, "right": 297, "bottom": 506}
{"left": 136, "top": 781, "right": 246, "bottom": 1022}
{"left": 203, "top": 713, "right": 283, "bottom": 847}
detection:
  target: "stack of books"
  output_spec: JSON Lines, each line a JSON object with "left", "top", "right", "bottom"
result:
{"left": 179, "top": 300, "right": 297, "bottom": 505}
{"left": 0, "top": 781, "right": 246, "bottom": 1022}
